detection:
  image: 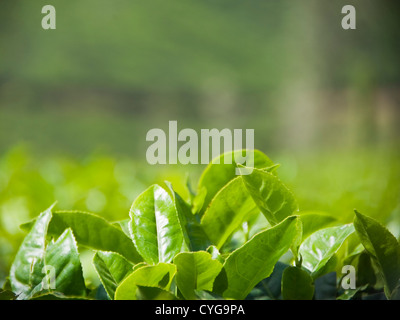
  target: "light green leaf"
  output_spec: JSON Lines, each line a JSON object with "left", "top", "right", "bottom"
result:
{"left": 206, "top": 245, "right": 225, "bottom": 264}
{"left": 25, "top": 211, "right": 142, "bottom": 263}
{"left": 41, "top": 228, "right": 86, "bottom": 297}
{"left": 299, "top": 212, "right": 338, "bottom": 242}
{"left": 136, "top": 286, "right": 177, "bottom": 300}
{"left": 173, "top": 251, "right": 223, "bottom": 300}
{"left": 197, "top": 150, "right": 274, "bottom": 216}
{"left": 10, "top": 207, "right": 86, "bottom": 300}
{"left": 113, "top": 219, "right": 131, "bottom": 238}
{"left": 240, "top": 167, "right": 298, "bottom": 226}
{"left": 281, "top": 266, "right": 314, "bottom": 300}
{"left": 129, "top": 185, "right": 188, "bottom": 264}
{"left": 354, "top": 211, "right": 400, "bottom": 299}
{"left": 10, "top": 205, "right": 53, "bottom": 298}
{"left": 299, "top": 224, "right": 355, "bottom": 278}
{"left": 217, "top": 216, "right": 301, "bottom": 299}
{"left": 93, "top": 251, "right": 134, "bottom": 300}
{"left": 164, "top": 181, "right": 192, "bottom": 251}
{"left": 200, "top": 177, "right": 258, "bottom": 249}
{"left": 115, "top": 263, "right": 176, "bottom": 300}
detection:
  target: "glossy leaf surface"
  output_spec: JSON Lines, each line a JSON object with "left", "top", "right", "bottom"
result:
{"left": 93, "top": 251, "right": 134, "bottom": 299}
{"left": 240, "top": 168, "right": 298, "bottom": 226}
{"left": 197, "top": 150, "right": 274, "bottom": 215}
{"left": 201, "top": 177, "right": 258, "bottom": 249}
{"left": 299, "top": 224, "right": 355, "bottom": 278}
{"left": 115, "top": 263, "right": 176, "bottom": 300}
{"left": 173, "top": 251, "right": 223, "bottom": 299}
{"left": 129, "top": 185, "right": 188, "bottom": 264}
{"left": 218, "top": 216, "right": 301, "bottom": 299}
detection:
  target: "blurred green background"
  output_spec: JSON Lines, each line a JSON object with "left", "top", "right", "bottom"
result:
{"left": 1, "top": 0, "right": 399, "bottom": 286}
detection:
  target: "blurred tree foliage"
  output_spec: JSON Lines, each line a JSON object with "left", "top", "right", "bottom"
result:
{"left": 0, "top": 0, "right": 399, "bottom": 157}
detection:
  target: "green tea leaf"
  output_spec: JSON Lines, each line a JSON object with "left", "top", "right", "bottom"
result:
{"left": 41, "top": 228, "right": 86, "bottom": 297}
{"left": 129, "top": 185, "right": 188, "bottom": 264}
{"left": 201, "top": 177, "right": 258, "bottom": 249}
{"left": 240, "top": 167, "right": 298, "bottom": 226}
{"left": 197, "top": 150, "right": 274, "bottom": 216}
{"left": 164, "top": 181, "right": 193, "bottom": 251}
{"left": 217, "top": 216, "right": 301, "bottom": 299}
{"left": 354, "top": 211, "right": 400, "bottom": 299}
{"left": 93, "top": 251, "right": 134, "bottom": 299}
{"left": 9, "top": 205, "right": 53, "bottom": 298}
{"left": 173, "top": 251, "right": 223, "bottom": 300}
{"left": 11, "top": 206, "right": 86, "bottom": 300}
{"left": 115, "top": 263, "right": 176, "bottom": 300}
{"left": 299, "top": 212, "right": 337, "bottom": 242}
{"left": 281, "top": 266, "right": 314, "bottom": 300}
{"left": 299, "top": 224, "right": 355, "bottom": 278}
{"left": 26, "top": 211, "right": 142, "bottom": 263}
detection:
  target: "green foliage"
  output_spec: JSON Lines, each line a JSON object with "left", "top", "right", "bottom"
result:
{"left": 354, "top": 211, "right": 400, "bottom": 299}
{"left": 216, "top": 216, "right": 301, "bottom": 299}
{"left": 299, "top": 224, "right": 355, "bottom": 279}
{"left": 281, "top": 266, "right": 314, "bottom": 300}
{"left": 129, "top": 184, "right": 189, "bottom": 264}
{"left": 9, "top": 206, "right": 86, "bottom": 300}
{"left": 93, "top": 251, "right": 133, "bottom": 300}
{"left": 173, "top": 251, "right": 223, "bottom": 300}
{"left": 5, "top": 150, "right": 400, "bottom": 300}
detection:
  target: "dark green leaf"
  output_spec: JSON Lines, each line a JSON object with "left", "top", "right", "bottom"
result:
{"left": 281, "top": 266, "right": 314, "bottom": 300}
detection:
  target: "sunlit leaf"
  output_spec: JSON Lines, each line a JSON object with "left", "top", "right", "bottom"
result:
{"left": 129, "top": 185, "right": 188, "bottom": 264}
{"left": 93, "top": 251, "right": 134, "bottom": 299}
{"left": 215, "top": 216, "right": 301, "bottom": 299}
{"left": 115, "top": 263, "right": 176, "bottom": 300}
{"left": 299, "top": 224, "right": 355, "bottom": 278}
{"left": 173, "top": 251, "right": 223, "bottom": 300}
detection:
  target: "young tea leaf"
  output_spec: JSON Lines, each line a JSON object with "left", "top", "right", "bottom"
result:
{"left": 201, "top": 177, "right": 258, "bottom": 249}
{"left": 216, "top": 216, "right": 301, "bottom": 299}
{"left": 41, "top": 228, "right": 86, "bottom": 298}
{"left": 43, "top": 210, "right": 142, "bottom": 263}
{"left": 93, "top": 251, "right": 134, "bottom": 300}
{"left": 299, "top": 211, "right": 337, "bottom": 242}
{"left": 197, "top": 150, "right": 274, "bottom": 216}
{"left": 9, "top": 205, "right": 53, "bottom": 299}
{"left": 114, "top": 263, "right": 176, "bottom": 300}
{"left": 354, "top": 211, "right": 400, "bottom": 299}
{"left": 173, "top": 251, "right": 223, "bottom": 300}
{"left": 240, "top": 167, "right": 298, "bottom": 226}
{"left": 129, "top": 185, "right": 188, "bottom": 264}
{"left": 299, "top": 224, "right": 355, "bottom": 279}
